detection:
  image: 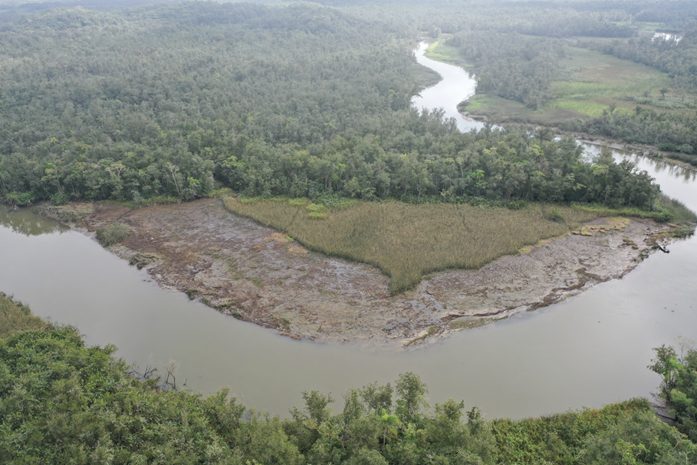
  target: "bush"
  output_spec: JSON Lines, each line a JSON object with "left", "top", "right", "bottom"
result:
{"left": 4, "top": 192, "right": 34, "bottom": 207}
{"left": 49, "top": 192, "right": 68, "bottom": 206}
{"left": 96, "top": 223, "right": 131, "bottom": 246}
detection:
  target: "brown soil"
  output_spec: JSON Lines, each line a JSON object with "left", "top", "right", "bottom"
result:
{"left": 55, "top": 199, "right": 674, "bottom": 347}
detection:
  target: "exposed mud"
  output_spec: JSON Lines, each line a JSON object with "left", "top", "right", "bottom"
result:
{"left": 50, "top": 199, "right": 675, "bottom": 347}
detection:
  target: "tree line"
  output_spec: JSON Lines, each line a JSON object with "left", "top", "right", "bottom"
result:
{"left": 446, "top": 32, "right": 562, "bottom": 109}
{"left": 572, "top": 107, "right": 697, "bottom": 165}
{"left": 0, "top": 2, "right": 661, "bottom": 210}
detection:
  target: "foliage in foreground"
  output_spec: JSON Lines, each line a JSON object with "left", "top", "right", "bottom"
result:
{"left": 651, "top": 345, "right": 697, "bottom": 443}
{"left": 0, "top": 296, "right": 695, "bottom": 465}
{"left": 0, "top": 293, "right": 46, "bottom": 338}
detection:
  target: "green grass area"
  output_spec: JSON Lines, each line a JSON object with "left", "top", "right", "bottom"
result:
{"left": 575, "top": 195, "right": 696, "bottom": 223}
{"left": 550, "top": 46, "right": 673, "bottom": 116}
{"left": 224, "top": 197, "right": 619, "bottom": 293}
{"left": 0, "top": 293, "right": 47, "bottom": 338}
{"left": 434, "top": 39, "right": 697, "bottom": 126}
{"left": 424, "top": 38, "right": 469, "bottom": 66}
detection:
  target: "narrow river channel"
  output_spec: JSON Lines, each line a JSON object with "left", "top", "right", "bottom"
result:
{"left": 1, "top": 44, "right": 696, "bottom": 419}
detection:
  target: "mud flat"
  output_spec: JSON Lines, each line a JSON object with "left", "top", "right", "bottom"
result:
{"left": 44, "top": 199, "right": 675, "bottom": 347}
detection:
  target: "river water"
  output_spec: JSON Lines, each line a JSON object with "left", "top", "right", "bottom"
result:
{"left": 1, "top": 45, "right": 697, "bottom": 419}
{"left": 411, "top": 42, "right": 484, "bottom": 132}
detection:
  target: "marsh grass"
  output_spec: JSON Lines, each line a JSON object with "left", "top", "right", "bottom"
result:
{"left": 449, "top": 42, "right": 697, "bottom": 125}
{"left": 0, "top": 293, "right": 47, "bottom": 338}
{"left": 224, "top": 197, "right": 604, "bottom": 293}
{"left": 573, "top": 195, "right": 697, "bottom": 225}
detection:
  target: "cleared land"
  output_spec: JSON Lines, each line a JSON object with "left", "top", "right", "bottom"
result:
{"left": 223, "top": 197, "right": 601, "bottom": 292}
{"left": 428, "top": 41, "right": 696, "bottom": 125}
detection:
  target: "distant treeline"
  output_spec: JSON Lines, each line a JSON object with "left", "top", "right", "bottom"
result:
{"left": 447, "top": 32, "right": 562, "bottom": 109}
{"left": 0, "top": 3, "right": 660, "bottom": 209}
{"left": 572, "top": 108, "right": 697, "bottom": 164}
{"left": 587, "top": 25, "right": 697, "bottom": 92}
{"left": 426, "top": 1, "right": 697, "bottom": 164}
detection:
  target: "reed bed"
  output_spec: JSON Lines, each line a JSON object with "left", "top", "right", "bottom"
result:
{"left": 224, "top": 197, "right": 604, "bottom": 293}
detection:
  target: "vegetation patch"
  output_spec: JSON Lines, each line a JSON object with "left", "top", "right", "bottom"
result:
{"left": 573, "top": 195, "right": 697, "bottom": 227}
{"left": 224, "top": 197, "right": 612, "bottom": 293}
{"left": 452, "top": 41, "right": 679, "bottom": 125}
{"left": 95, "top": 222, "right": 131, "bottom": 247}
{"left": 0, "top": 302, "right": 695, "bottom": 465}
{"left": 0, "top": 293, "right": 47, "bottom": 338}
{"left": 424, "top": 38, "right": 467, "bottom": 66}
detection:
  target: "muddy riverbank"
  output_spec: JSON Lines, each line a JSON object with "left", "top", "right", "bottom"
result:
{"left": 40, "top": 199, "right": 675, "bottom": 346}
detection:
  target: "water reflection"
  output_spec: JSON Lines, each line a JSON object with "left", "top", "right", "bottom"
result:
{"left": 0, "top": 205, "right": 65, "bottom": 236}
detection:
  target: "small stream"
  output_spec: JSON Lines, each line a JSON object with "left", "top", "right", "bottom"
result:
{"left": 1, "top": 43, "right": 696, "bottom": 419}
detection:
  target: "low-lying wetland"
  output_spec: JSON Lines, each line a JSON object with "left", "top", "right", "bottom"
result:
{"left": 222, "top": 196, "right": 689, "bottom": 293}
{"left": 37, "top": 195, "right": 693, "bottom": 346}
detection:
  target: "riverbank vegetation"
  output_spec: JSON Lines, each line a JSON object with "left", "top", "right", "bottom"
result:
{"left": 414, "top": 1, "right": 697, "bottom": 165}
{"left": 651, "top": 345, "right": 697, "bottom": 443}
{"left": 0, "top": 295, "right": 695, "bottom": 464}
{"left": 0, "top": 293, "right": 46, "bottom": 337}
{"left": 224, "top": 195, "right": 693, "bottom": 293}
{"left": 0, "top": 2, "right": 666, "bottom": 210}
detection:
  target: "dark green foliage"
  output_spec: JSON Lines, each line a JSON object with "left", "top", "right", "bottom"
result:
{"left": 448, "top": 33, "right": 562, "bottom": 109}
{"left": 573, "top": 107, "right": 697, "bottom": 163}
{"left": 578, "top": 410, "right": 696, "bottom": 464}
{"left": 651, "top": 345, "right": 697, "bottom": 442}
{"left": 0, "top": 318, "right": 695, "bottom": 465}
{"left": 492, "top": 399, "right": 696, "bottom": 464}
{"left": 0, "top": 327, "right": 299, "bottom": 465}
{"left": 0, "top": 3, "right": 660, "bottom": 209}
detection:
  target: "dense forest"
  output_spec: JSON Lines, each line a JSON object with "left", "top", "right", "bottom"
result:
{"left": 0, "top": 2, "right": 661, "bottom": 209}
{"left": 448, "top": 32, "right": 562, "bottom": 109}
{"left": 1, "top": 293, "right": 696, "bottom": 465}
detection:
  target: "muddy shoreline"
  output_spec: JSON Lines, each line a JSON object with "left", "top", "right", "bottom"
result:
{"left": 39, "top": 199, "right": 676, "bottom": 347}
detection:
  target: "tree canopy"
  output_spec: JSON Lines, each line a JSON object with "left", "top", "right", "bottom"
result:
{"left": 0, "top": 2, "right": 661, "bottom": 208}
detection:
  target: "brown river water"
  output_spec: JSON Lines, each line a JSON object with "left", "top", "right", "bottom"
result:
{"left": 1, "top": 44, "right": 696, "bottom": 418}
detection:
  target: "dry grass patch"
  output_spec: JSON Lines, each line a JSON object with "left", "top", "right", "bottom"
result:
{"left": 223, "top": 197, "right": 600, "bottom": 293}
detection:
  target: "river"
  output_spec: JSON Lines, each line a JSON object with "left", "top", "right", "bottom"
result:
{"left": 411, "top": 42, "right": 485, "bottom": 132}
{"left": 1, "top": 45, "right": 697, "bottom": 419}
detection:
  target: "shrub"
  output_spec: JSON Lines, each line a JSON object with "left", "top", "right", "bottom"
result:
{"left": 96, "top": 223, "right": 131, "bottom": 246}
{"left": 4, "top": 192, "right": 34, "bottom": 207}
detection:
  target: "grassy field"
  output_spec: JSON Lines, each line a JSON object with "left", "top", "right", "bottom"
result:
{"left": 0, "top": 293, "right": 47, "bottom": 338}
{"left": 224, "top": 197, "right": 606, "bottom": 293}
{"left": 424, "top": 39, "right": 468, "bottom": 66}
{"left": 429, "top": 39, "right": 695, "bottom": 126}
